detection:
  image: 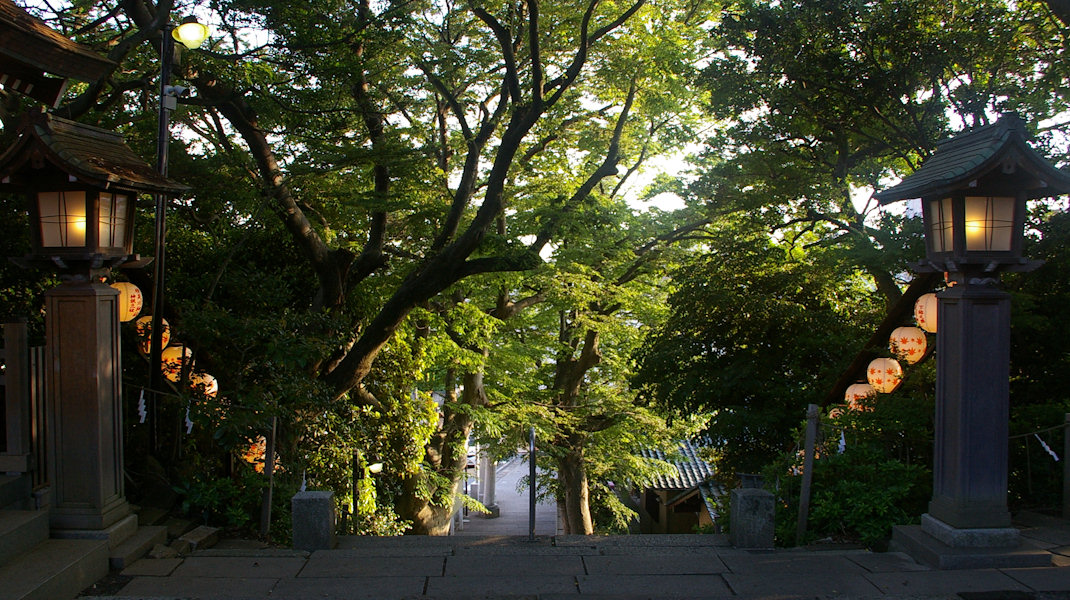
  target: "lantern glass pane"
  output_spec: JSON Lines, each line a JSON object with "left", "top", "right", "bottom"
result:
{"left": 928, "top": 199, "right": 953, "bottom": 252}
{"left": 98, "top": 192, "right": 129, "bottom": 248}
{"left": 965, "top": 196, "right": 1015, "bottom": 251}
{"left": 37, "top": 191, "right": 87, "bottom": 247}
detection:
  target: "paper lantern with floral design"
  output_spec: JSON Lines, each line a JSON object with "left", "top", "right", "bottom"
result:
{"left": 109, "top": 281, "right": 143, "bottom": 322}
{"left": 867, "top": 358, "right": 903, "bottom": 393}
{"left": 845, "top": 382, "right": 877, "bottom": 410}
{"left": 135, "top": 316, "right": 169, "bottom": 354}
{"left": 189, "top": 372, "right": 218, "bottom": 398}
{"left": 161, "top": 345, "right": 191, "bottom": 383}
{"left": 914, "top": 293, "right": 938, "bottom": 333}
{"left": 828, "top": 405, "right": 846, "bottom": 419}
{"left": 890, "top": 326, "right": 928, "bottom": 364}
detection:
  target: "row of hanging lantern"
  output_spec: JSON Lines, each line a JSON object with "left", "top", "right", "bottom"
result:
{"left": 109, "top": 280, "right": 218, "bottom": 398}
{"left": 841, "top": 292, "right": 940, "bottom": 411}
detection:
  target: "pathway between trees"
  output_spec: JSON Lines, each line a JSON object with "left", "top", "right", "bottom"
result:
{"left": 454, "top": 454, "right": 559, "bottom": 536}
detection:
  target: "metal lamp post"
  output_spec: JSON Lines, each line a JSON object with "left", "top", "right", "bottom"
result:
{"left": 148, "top": 17, "right": 208, "bottom": 451}
{"left": 876, "top": 114, "right": 1070, "bottom": 569}
{"left": 0, "top": 109, "right": 188, "bottom": 537}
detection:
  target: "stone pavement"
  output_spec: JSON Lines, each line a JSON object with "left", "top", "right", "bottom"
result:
{"left": 81, "top": 512, "right": 1070, "bottom": 600}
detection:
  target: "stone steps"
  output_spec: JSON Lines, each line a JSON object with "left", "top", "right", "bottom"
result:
{"left": 109, "top": 525, "right": 166, "bottom": 570}
{"left": 0, "top": 509, "right": 49, "bottom": 567}
{"left": 0, "top": 475, "right": 30, "bottom": 511}
{"left": 0, "top": 538, "right": 108, "bottom": 600}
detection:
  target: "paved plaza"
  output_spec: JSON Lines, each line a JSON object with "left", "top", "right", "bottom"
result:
{"left": 76, "top": 459, "right": 1070, "bottom": 600}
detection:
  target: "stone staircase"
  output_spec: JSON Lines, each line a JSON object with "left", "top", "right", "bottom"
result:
{"left": 0, "top": 474, "right": 166, "bottom": 600}
{"left": 0, "top": 475, "right": 108, "bottom": 600}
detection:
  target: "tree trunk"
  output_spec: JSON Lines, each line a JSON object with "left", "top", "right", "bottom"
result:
{"left": 557, "top": 448, "right": 594, "bottom": 535}
{"left": 398, "top": 367, "right": 488, "bottom": 534}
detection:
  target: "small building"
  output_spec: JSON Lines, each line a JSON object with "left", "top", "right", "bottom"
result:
{"left": 635, "top": 441, "right": 719, "bottom": 534}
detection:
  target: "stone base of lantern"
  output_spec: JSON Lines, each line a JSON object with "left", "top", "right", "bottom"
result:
{"left": 892, "top": 521, "right": 1051, "bottom": 570}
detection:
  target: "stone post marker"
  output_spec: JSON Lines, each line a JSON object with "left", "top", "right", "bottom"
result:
{"left": 730, "top": 487, "right": 774, "bottom": 549}
{"left": 292, "top": 491, "right": 337, "bottom": 551}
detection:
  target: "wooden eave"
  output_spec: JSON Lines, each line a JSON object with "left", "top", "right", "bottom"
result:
{"left": 0, "top": 0, "right": 114, "bottom": 82}
{"left": 0, "top": 109, "right": 190, "bottom": 196}
{"left": 875, "top": 114, "right": 1070, "bottom": 204}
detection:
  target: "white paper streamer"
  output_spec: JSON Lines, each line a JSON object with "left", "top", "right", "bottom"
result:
{"left": 838, "top": 430, "right": 846, "bottom": 454}
{"left": 185, "top": 405, "right": 193, "bottom": 434}
{"left": 1034, "top": 433, "right": 1059, "bottom": 462}
{"left": 137, "top": 390, "right": 147, "bottom": 424}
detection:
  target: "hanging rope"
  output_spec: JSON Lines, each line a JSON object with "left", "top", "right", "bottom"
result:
{"left": 1009, "top": 421, "right": 1069, "bottom": 440}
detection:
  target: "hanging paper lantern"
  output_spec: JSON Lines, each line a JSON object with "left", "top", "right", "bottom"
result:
{"left": 844, "top": 383, "right": 876, "bottom": 410}
{"left": 110, "top": 281, "right": 143, "bottom": 322}
{"left": 889, "top": 326, "right": 928, "bottom": 364}
{"left": 828, "top": 405, "right": 846, "bottom": 419}
{"left": 161, "top": 345, "right": 192, "bottom": 382}
{"left": 135, "top": 316, "right": 170, "bottom": 354}
{"left": 189, "top": 372, "right": 218, "bottom": 398}
{"left": 914, "top": 293, "right": 938, "bottom": 333}
{"left": 243, "top": 435, "right": 267, "bottom": 473}
{"left": 867, "top": 358, "right": 903, "bottom": 394}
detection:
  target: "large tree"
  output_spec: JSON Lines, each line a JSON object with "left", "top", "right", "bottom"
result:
{"left": 637, "top": 0, "right": 1070, "bottom": 477}
{"left": 4, "top": 0, "right": 711, "bottom": 533}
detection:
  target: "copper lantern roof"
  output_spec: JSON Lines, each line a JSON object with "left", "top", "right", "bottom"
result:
{"left": 875, "top": 114, "right": 1070, "bottom": 204}
{"left": 0, "top": 108, "right": 190, "bottom": 196}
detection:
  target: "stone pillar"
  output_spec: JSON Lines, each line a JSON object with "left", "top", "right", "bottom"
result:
{"left": 480, "top": 453, "right": 499, "bottom": 518}
{"left": 292, "top": 491, "right": 337, "bottom": 551}
{"left": 45, "top": 281, "right": 131, "bottom": 532}
{"left": 924, "top": 281, "right": 1015, "bottom": 542}
{"left": 729, "top": 488, "right": 774, "bottom": 549}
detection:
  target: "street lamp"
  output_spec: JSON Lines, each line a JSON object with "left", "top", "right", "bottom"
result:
{"left": 876, "top": 113, "right": 1070, "bottom": 569}
{"left": 0, "top": 109, "right": 188, "bottom": 533}
{"left": 148, "top": 15, "right": 208, "bottom": 451}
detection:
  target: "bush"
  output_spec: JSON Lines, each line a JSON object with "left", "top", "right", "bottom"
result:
{"left": 764, "top": 442, "right": 930, "bottom": 548}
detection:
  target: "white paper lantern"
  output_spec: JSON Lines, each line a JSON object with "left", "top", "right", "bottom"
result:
{"left": 110, "top": 281, "right": 143, "bottom": 322}
{"left": 866, "top": 358, "right": 903, "bottom": 393}
{"left": 845, "top": 383, "right": 876, "bottom": 410}
{"left": 890, "top": 326, "right": 928, "bottom": 364}
{"left": 914, "top": 293, "right": 938, "bottom": 333}
{"left": 189, "top": 372, "right": 218, "bottom": 398}
{"left": 161, "top": 345, "right": 192, "bottom": 382}
{"left": 135, "top": 316, "right": 170, "bottom": 354}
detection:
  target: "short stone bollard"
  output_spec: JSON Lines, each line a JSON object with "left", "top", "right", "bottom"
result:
{"left": 729, "top": 487, "right": 774, "bottom": 549}
{"left": 292, "top": 490, "right": 337, "bottom": 551}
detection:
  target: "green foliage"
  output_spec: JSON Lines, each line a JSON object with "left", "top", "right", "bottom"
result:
{"left": 634, "top": 218, "right": 885, "bottom": 476}
{"left": 804, "top": 448, "right": 929, "bottom": 547}
{"left": 173, "top": 458, "right": 263, "bottom": 529}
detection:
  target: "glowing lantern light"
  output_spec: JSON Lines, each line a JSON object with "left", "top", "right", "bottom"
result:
{"left": 867, "top": 358, "right": 903, "bottom": 394}
{"left": 914, "top": 293, "right": 938, "bottom": 333}
{"left": 845, "top": 382, "right": 877, "bottom": 410}
{"left": 135, "top": 316, "right": 169, "bottom": 354}
{"left": 189, "top": 372, "right": 218, "bottom": 398}
{"left": 890, "top": 326, "right": 928, "bottom": 364}
{"left": 110, "top": 281, "right": 143, "bottom": 322}
{"left": 161, "top": 345, "right": 192, "bottom": 382}
{"left": 828, "top": 405, "right": 846, "bottom": 419}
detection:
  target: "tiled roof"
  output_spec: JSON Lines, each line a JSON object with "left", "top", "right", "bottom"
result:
{"left": 0, "top": 109, "right": 190, "bottom": 195}
{"left": 875, "top": 113, "right": 1070, "bottom": 204}
{"left": 640, "top": 440, "right": 715, "bottom": 490}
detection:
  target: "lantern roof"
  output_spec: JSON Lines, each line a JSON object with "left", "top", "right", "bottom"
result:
{"left": 0, "top": 108, "right": 190, "bottom": 195}
{"left": 0, "top": 0, "right": 115, "bottom": 106}
{"left": 875, "top": 113, "right": 1070, "bottom": 204}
